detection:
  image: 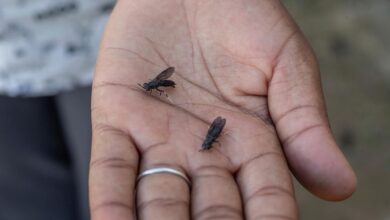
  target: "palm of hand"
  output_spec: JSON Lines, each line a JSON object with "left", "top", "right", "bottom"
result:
{"left": 90, "top": 1, "right": 355, "bottom": 220}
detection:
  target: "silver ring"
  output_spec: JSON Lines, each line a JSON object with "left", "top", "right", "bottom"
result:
{"left": 137, "top": 167, "right": 191, "bottom": 187}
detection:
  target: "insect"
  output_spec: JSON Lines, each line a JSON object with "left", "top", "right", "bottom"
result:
{"left": 138, "top": 67, "right": 176, "bottom": 96}
{"left": 200, "top": 116, "right": 227, "bottom": 151}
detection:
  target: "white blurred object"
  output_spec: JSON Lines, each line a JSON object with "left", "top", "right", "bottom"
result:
{"left": 0, "top": 0, "right": 115, "bottom": 96}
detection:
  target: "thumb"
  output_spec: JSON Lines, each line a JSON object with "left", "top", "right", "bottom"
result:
{"left": 268, "top": 35, "right": 356, "bottom": 201}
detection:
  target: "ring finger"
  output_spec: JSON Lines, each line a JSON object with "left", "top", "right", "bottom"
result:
{"left": 136, "top": 145, "right": 191, "bottom": 220}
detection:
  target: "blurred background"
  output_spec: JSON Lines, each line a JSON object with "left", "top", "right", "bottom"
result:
{"left": 283, "top": 0, "right": 390, "bottom": 219}
{"left": 0, "top": 0, "right": 389, "bottom": 220}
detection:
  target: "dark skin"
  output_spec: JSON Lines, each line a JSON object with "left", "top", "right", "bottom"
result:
{"left": 90, "top": 0, "right": 356, "bottom": 219}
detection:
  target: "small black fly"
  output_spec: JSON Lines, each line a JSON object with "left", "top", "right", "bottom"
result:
{"left": 138, "top": 67, "right": 176, "bottom": 96}
{"left": 200, "top": 116, "right": 226, "bottom": 151}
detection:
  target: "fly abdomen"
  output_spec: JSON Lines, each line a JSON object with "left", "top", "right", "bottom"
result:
{"left": 159, "top": 80, "right": 176, "bottom": 88}
{"left": 201, "top": 136, "right": 215, "bottom": 150}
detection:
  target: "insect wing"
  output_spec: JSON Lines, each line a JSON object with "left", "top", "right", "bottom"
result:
{"left": 156, "top": 67, "right": 175, "bottom": 80}
{"left": 215, "top": 117, "right": 226, "bottom": 132}
{"left": 208, "top": 117, "right": 226, "bottom": 136}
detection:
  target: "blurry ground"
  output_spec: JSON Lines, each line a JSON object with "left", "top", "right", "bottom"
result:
{"left": 282, "top": 0, "right": 390, "bottom": 219}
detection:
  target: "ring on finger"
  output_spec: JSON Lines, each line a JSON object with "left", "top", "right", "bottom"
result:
{"left": 137, "top": 167, "right": 191, "bottom": 187}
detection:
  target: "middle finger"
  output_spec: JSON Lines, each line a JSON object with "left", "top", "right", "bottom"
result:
{"left": 191, "top": 164, "right": 243, "bottom": 220}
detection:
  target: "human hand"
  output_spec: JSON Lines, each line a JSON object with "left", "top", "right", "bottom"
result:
{"left": 89, "top": 0, "right": 356, "bottom": 219}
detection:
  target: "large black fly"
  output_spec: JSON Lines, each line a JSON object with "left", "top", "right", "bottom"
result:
{"left": 138, "top": 67, "right": 176, "bottom": 96}
{"left": 200, "top": 116, "right": 226, "bottom": 151}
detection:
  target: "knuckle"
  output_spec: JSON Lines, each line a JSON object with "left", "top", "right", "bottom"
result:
{"left": 194, "top": 205, "right": 242, "bottom": 220}
{"left": 238, "top": 151, "right": 284, "bottom": 181}
{"left": 252, "top": 214, "right": 296, "bottom": 220}
{"left": 92, "top": 122, "right": 129, "bottom": 137}
{"left": 194, "top": 165, "right": 232, "bottom": 180}
{"left": 90, "top": 156, "right": 137, "bottom": 173}
{"left": 274, "top": 104, "right": 319, "bottom": 125}
{"left": 137, "top": 197, "right": 189, "bottom": 211}
{"left": 282, "top": 123, "right": 324, "bottom": 146}
{"left": 246, "top": 185, "right": 294, "bottom": 203}
{"left": 91, "top": 200, "right": 134, "bottom": 215}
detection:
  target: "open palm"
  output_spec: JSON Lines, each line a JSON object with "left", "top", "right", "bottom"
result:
{"left": 89, "top": 1, "right": 356, "bottom": 219}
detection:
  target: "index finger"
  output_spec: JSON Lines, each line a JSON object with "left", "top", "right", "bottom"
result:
{"left": 237, "top": 148, "right": 298, "bottom": 220}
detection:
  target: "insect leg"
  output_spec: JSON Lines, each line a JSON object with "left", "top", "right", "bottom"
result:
{"left": 156, "top": 88, "right": 163, "bottom": 95}
{"left": 156, "top": 88, "right": 168, "bottom": 97}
